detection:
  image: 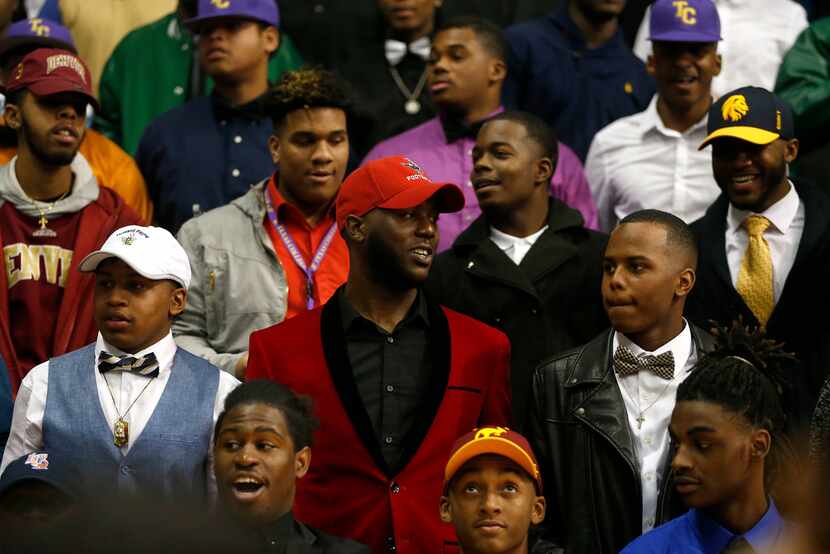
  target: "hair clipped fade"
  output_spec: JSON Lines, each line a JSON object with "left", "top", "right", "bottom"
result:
{"left": 265, "top": 67, "right": 354, "bottom": 131}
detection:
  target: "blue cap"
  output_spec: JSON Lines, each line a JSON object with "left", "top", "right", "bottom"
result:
{"left": 0, "top": 451, "right": 78, "bottom": 499}
{"left": 186, "top": 0, "right": 280, "bottom": 29}
{"left": 649, "top": 0, "right": 721, "bottom": 43}
{"left": 699, "top": 87, "right": 795, "bottom": 149}
{"left": 0, "top": 18, "right": 76, "bottom": 60}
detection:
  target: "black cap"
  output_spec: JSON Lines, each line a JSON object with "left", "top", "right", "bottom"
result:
{"left": 0, "top": 451, "right": 78, "bottom": 499}
{"left": 699, "top": 86, "right": 794, "bottom": 150}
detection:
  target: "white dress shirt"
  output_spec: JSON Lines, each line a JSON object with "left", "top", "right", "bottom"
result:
{"left": 586, "top": 96, "right": 718, "bottom": 231}
{"left": 613, "top": 321, "right": 697, "bottom": 533}
{"left": 634, "top": 0, "right": 808, "bottom": 100}
{"left": 725, "top": 181, "right": 803, "bottom": 303}
{"left": 0, "top": 332, "right": 240, "bottom": 490}
{"left": 489, "top": 225, "right": 548, "bottom": 266}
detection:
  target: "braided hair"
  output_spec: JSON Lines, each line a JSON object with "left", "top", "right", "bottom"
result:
{"left": 677, "top": 319, "right": 797, "bottom": 486}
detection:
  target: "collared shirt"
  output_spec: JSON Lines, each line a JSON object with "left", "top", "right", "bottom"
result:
{"left": 489, "top": 225, "right": 549, "bottom": 265}
{"left": 504, "top": 7, "right": 656, "bottom": 160}
{"left": 259, "top": 511, "right": 299, "bottom": 554}
{"left": 263, "top": 175, "right": 349, "bottom": 319}
{"left": 362, "top": 112, "right": 598, "bottom": 251}
{"left": 725, "top": 181, "right": 804, "bottom": 303}
{"left": 634, "top": 0, "right": 808, "bottom": 100}
{"left": 621, "top": 500, "right": 789, "bottom": 553}
{"left": 586, "top": 95, "right": 719, "bottom": 231}
{"left": 613, "top": 321, "right": 697, "bottom": 532}
{"left": 136, "top": 92, "right": 275, "bottom": 232}
{"left": 0, "top": 332, "right": 240, "bottom": 490}
{"left": 338, "top": 289, "right": 431, "bottom": 472}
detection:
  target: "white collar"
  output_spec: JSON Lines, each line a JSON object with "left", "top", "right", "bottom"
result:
{"left": 94, "top": 332, "right": 177, "bottom": 377}
{"left": 641, "top": 95, "right": 710, "bottom": 139}
{"left": 489, "top": 225, "right": 548, "bottom": 250}
{"left": 613, "top": 319, "right": 692, "bottom": 368}
{"left": 727, "top": 179, "right": 800, "bottom": 235}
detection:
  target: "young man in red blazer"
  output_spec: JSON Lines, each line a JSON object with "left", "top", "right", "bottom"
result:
{"left": 247, "top": 155, "right": 512, "bottom": 554}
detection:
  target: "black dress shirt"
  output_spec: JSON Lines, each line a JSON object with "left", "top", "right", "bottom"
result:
{"left": 259, "top": 511, "right": 372, "bottom": 554}
{"left": 338, "top": 290, "right": 431, "bottom": 472}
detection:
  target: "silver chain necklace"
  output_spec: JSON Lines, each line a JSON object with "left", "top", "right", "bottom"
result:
{"left": 388, "top": 65, "right": 428, "bottom": 115}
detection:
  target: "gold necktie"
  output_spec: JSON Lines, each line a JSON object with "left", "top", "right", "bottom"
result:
{"left": 736, "top": 215, "right": 774, "bottom": 327}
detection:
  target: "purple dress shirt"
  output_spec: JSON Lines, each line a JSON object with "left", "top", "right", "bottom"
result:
{"left": 363, "top": 112, "right": 599, "bottom": 252}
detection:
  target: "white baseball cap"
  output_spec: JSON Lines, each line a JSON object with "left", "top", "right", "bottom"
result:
{"left": 79, "top": 225, "right": 192, "bottom": 289}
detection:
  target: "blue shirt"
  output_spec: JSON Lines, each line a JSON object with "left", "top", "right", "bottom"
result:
{"left": 135, "top": 93, "right": 274, "bottom": 232}
{"left": 621, "top": 501, "right": 789, "bottom": 553}
{"left": 503, "top": 8, "right": 655, "bottom": 161}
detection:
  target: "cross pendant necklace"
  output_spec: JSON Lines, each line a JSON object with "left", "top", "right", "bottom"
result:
{"left": 636, "top": 413, "right": 646, "bottom": 429}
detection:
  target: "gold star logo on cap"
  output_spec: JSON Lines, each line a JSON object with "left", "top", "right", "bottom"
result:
{"left": 722, "top": 94, "right": 749, "bottom": 122}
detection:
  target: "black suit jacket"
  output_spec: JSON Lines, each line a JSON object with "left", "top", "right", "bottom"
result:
{"left": 687, "top": 180, "right": 830, "bottom": 427}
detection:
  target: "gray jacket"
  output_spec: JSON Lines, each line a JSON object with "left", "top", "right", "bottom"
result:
{"left": 174, "top": 182, "right": 288, "bottom": 374}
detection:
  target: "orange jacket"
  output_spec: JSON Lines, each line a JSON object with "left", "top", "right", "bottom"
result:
{"left": 0, "top": 128, "right": 153, "bottom": 224}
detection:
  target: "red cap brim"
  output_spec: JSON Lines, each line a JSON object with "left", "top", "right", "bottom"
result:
{"left": 377, "top": 182, "right": 465, "bottom": 214}
{"left": 26, "top": 78, "right": 99, "bottom": 112}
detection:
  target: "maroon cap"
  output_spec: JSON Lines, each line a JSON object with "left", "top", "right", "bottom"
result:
{"left": 336, "top": 156, "right": 464, "bottom": 230}
{"left": 4, "top": 48, "right": 98, "bottom": 111}
{"left": 444, "top": 427, "right": 543, "bottom": 494}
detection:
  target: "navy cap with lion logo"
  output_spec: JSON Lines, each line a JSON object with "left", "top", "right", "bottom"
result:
{"left": 699, "top": 86, "right": 794, "bottom": 149}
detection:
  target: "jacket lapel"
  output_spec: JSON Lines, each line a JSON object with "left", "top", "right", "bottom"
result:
{"left": 52, "top": 201, "right": 113, "bottom": 355}
{"left": 320, "top": 297, "right": 390, "bottom": 474}
{"left": 519, "top": 200, "right": 584, "bottom": 282}
{"left": 570, "top": 331, "right": 639, "bottom": 472}
{"left": 697, "top": 195, "right": 733, "bottom": 291}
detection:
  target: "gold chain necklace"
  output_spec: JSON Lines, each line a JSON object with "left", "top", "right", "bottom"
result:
{"left": 103, "top": 374, "right": 155, "bottom": 448}
{"left": 32, "top": 187, "right": 71, "bottom": 238}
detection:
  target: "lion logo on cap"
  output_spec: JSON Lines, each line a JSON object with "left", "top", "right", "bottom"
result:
{"left": 25, "top": 453, "right": 49, "bottom": 471}
{"left": 474, "top": 427, "right": 509, "bottom": 440}
{"left": 722, "top": 94, "right": 749, "bottom": 122}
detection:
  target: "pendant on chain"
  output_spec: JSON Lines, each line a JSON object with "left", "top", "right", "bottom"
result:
{"left": 113, "top": 418, "right": 129, "bottom": 447}
{"left": 404, "top": 99, "right": 421, "bottom": 115}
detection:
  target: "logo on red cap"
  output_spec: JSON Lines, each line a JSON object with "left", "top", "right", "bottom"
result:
{"left": 45, "top": 53, "right": 86, "bottom": 82}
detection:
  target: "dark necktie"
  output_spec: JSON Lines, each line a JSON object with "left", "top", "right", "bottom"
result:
{"left": 721, "top": 537, "right": 756, "bottom": 554}
{"left": 613, "top": 345, "right": 675, "bottom": 380}
{"left": 98, "top": 351, "right": 160, "bottom": 379}
{"left": 441, "top": 116, "right": 489, "bottom": 144}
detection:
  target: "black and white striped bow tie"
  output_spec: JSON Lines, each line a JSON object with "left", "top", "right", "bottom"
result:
{"left": 98, "top": 351, "right": 160, "bottom": 378}
{"left": 613, "top": 346, "right": 674, "bottom": 380}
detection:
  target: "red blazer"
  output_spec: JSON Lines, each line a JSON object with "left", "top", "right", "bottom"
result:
{"left": 0, "top": 188, "right": 141, "bottom": 394}
{"left": 247, "top": 294, "right": 511, "bottom": 554}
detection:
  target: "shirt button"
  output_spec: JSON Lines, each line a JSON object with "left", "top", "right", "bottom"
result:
{"left": 181, "top": 43, "right": 189, "bottom": 51}
{"left": 467, "top": 180, "right": 473, "bottom": 188}
{"left": 386, "top": 336, "right": 395, "bottom": 344}
{"left": 220, "top": 120, "right": 227, "bottom": 126}
{"left": 645, "top": 472, "right": 654, "bottom": 481}
{"left": 270, "top": 539, "right": 277, "bottom": 546}
{"left": 531, "top": 308, "right": 539, "bottom": 315}
{"left": 644, "top": 436, "right": 653, "bottom": 446}
{"left": 385, "top": 384, "right": 394, "bottom": 393}
{"left": 173, "top": 85, "right": 184, "bottom": 96}
{"left": 390, "top": 482, "right": 400, "bottom": 493}
{"left": 232, "top": 168, "right": 240, "bottom": 178}
{"left": 313, "top": 3, "right": 325, "bottom": 13}
{"left": 120, "top": 465, "right": 131, "bottom": 475}
{"left": 576, "top": 407, "right": 585, "bottom": 415}
{"left": 234, "top": 135, "right": 242, "bottom": 144}
{"left": 385, "top": 435, "right": 393, "bottom": 444}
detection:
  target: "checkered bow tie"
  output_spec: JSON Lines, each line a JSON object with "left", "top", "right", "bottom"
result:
{"left": 97, "top": 351, "right": 160, "bottom": 378}
{"left": 613, "top": 346, "right": 675, "bottom": 380}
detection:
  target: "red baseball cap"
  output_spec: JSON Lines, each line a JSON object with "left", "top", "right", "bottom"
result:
{"left": 444, "top": 427, "right": 543, "bottom": 494}
{"left": 335, "top": 156, "right": 465, "bottom": 230}
{"left": 3, "top": 47, "right": 98, "bottom": 111}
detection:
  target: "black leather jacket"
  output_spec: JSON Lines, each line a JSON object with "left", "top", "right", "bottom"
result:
{"left": 529, "top": 325, "right": 715, "bottom": 554}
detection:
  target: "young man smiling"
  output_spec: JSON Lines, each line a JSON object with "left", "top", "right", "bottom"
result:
{"left": 440, "top": 426, "right": 548, "bottom": 554}
{"left": 175, "top": 68, "right": 351, "bottom": 378}
{"left": 531, "top": 209, "right": 714, "bottom": 553}
{"left": 0, "top": 48, "right": 141, "bottom": 393}
{"left": 687, "top": 86, "right": 830, "bottom": 426}
{"left": 365, "top": 17, "right": 597, "bottom": 250}
{"left": 213, "top": 380, "right": 370, "bottom": 553}
{"left": 586, "top": 0, "right": 722, "bottom": 231}
{"left": 426, "top": 111, "right": 607, "bottom": 431}
{"left": 1, "top": 225, "right": 239, "bottom": 498}
{"left": 136, "top": 0, "right": 281, "bottom": 232}
{"left": 246, "top": 156, "right": 511, "bottom": 554}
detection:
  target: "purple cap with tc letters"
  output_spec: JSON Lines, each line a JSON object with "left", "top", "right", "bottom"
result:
{"left": 0, "top": 18, "right": 77, "bottom": 60}
{"left": 186, "top": 0, "right": 280, "bottom": 29}
{"left": 649, "top": 0, "right": 721, "bottom": 43}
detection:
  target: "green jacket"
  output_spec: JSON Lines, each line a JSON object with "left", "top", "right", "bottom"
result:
{"left": 94, "top": 12, "right": 303, "bottom": 155}
{"left": 775, "top": 17, "right": 830, "bottom": 151}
